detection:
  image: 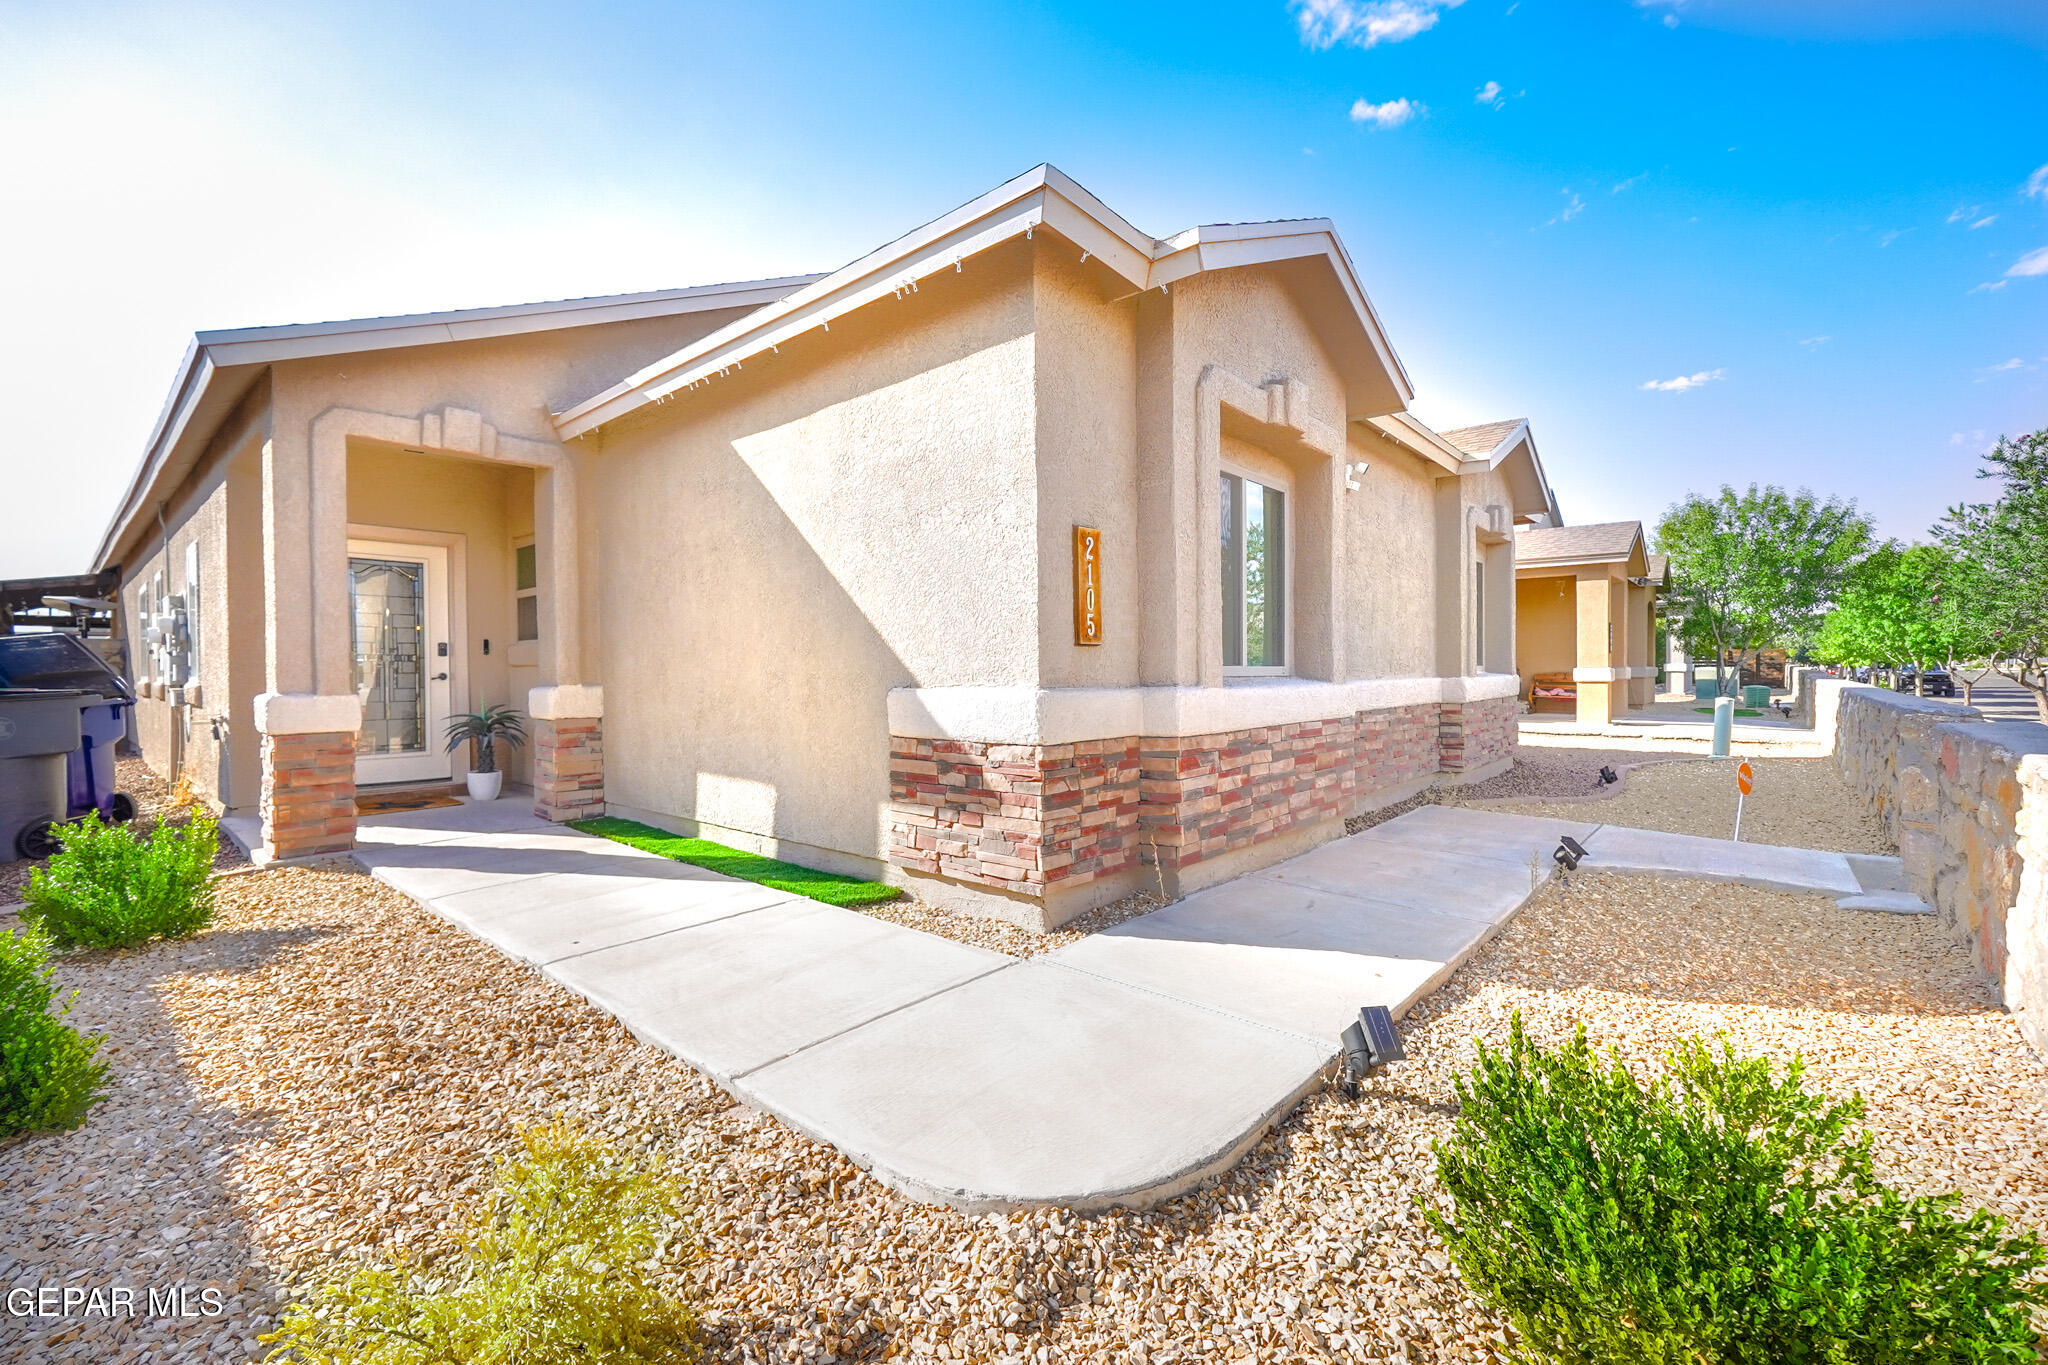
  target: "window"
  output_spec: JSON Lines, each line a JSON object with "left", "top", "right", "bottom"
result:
{"left": 1220, "top": 471, "right": 1286, "bottom": 673}
{"left": 1473, "top": 559, "right": 1485, "bottom": 671}
{"left": 513, "top": 540, "right": 539, "bottom": 642}
{"left": 184, "top": 541, "right": 201, "bottom": 677}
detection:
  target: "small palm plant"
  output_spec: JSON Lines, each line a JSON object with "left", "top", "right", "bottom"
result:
{"left": 445, "top": 703, "right": 527, "bottom": 775}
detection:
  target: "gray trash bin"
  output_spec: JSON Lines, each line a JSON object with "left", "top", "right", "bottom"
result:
{"left": 0, "top": 688, "right": 86, "bottom": 860}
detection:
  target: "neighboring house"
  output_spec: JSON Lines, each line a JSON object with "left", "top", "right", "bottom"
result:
{"left": 93, "top": 165, "right": 1556, "bottom": 930}
{"left": 1513, "top": 521, "right": 1667, "bottom": 724}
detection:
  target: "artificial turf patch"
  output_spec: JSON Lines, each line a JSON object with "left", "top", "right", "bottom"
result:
{"left": 1693, "top": 707, "right": 1764, "bottom": 717}
{"left": 568, "top": 817, "right": 904, "bottom": 907}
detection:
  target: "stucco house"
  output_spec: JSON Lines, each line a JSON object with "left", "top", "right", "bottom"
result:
{"left": 93, "top": 165, "right": 1556, "bottom": 929}
{"left": 1513, "top": 520, "right": 1667, "bottom": 724}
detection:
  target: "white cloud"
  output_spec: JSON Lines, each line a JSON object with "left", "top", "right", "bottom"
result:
{"left": 2026, "top": 163, "right": 2048, "bottom": 201}
{"left": 1294, "top": 0, "right": 1463, "bottom": 50}
{"left": 1612, "top": 172, "right": 1647, "bottom": 194}
{"left": 2006, "top": 245, "right": 2048, "bottom": 278}
{"left": 1948, "top": 205, "right": 1980, "bottom": 224}
{"left": 1349, "top": 96, "right": 1422, "bottom": 129}
{"left": 1800, "top": 335, "right": 1831, "bottom": 349}
{"left": 1663, "top": 12, "right": 1679, "bottom": 26}
{"left": 1877, "top": 228, "right": 1906, "bottom": 247}
{"left": 1545, "top": 188, "right": 1585, "bottom": 226}
{"left": 1971, "top": 215, "right": 1998, "bottom": 229}
{"left": 1970, "top": 280, "right": 2008, "bottom": 293}
{"left": 1639, "top": 368, "right": 1725, "bottom": 392}
{"left": 1475, "top": 80, "right": 1503, "bottom": 106}
{"left": 1976, "top": 358, "right": 2030, "bottom": 380}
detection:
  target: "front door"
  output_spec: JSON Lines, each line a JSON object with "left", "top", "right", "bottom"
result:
{"left": 348, "top": 539, "right": 454, "bottom": 785}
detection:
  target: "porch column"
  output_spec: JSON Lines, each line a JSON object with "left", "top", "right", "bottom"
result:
{"left": 256, "top": 426, "right": 360, "bottom": 861}
{"left": 1572, "top": 571, "right": 1617, "bottom": 725}
{"left": 528, "top": 685, "right": 604, "bottom": 822}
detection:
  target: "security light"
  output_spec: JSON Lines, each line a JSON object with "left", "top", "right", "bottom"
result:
{"left": 1554, "top": 835, "right": 1588, "bottom": 873}
{"left": 1598, "top": 765, "right": 1618, "bottom": 785}
{"left": 1337, "top": 1005, "right": 1405, "bottom": 1097}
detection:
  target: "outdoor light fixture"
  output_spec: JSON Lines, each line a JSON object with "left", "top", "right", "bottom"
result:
{"left": 1337, "top": 1005, "right": 1405, "bottom": 1098}
{"left": 1554, "top": 835, "right": 1588, "bottom": 873}
{"left": 1598, "top": 765, "right": 1618, "bottom": 785}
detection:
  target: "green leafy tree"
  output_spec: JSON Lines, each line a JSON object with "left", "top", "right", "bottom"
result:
{"left": 1656, "top": 485, "right": 1874, "bottom": 695}
{"left": 1814, "top": 543, "right": 1985, "bottom": 695}
{"left": 1936, "top": 429, "right": 2048, "bottom": 722}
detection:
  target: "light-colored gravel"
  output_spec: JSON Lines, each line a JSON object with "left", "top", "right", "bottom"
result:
{"left": 8, "top": 849, "right": 2043, "bottom": 1362}
{"left": 1458, "top": 752, "right": 1892, "bottom": 854}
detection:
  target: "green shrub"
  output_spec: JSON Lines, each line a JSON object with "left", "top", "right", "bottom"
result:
{"left": 1429, "top": 1017, "right": 2047, "bottom": 1363}
{"left": 0, "top": 925, "right": 108, "bottom": 1135}
{"left": 24, "top": 811, "right": 219, "bottom": 949}
{"left": 264, "top": 1121, "right": 698, "bottom": 1364}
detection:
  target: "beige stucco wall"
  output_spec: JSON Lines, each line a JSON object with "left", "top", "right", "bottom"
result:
{"left": 1516, "top": 573, "right": 1577, "bottom": 690}
{"left": 581, "top": 238, "right": 1041, "bottom": 868}
{"left": 118, "top": 387, "right": 269, "bottom": 813}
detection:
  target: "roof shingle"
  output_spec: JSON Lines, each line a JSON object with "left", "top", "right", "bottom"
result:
{"left": 1516, "top": 520, "right": 1645, "bottom": 564}
{"left": 1438, "top": 418, "right": 1527, "bottom": 457}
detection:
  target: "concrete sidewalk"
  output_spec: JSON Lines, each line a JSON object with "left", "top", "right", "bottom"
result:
{"left": 339, "top": 799, "right": 1903, "bottom": 1212}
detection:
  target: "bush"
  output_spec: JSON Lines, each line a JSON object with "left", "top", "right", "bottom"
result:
{"left": 24, "top": 811, "right": 219, "bottom": 949}
{"left": 0, "top": 926, "right": 108, "bottom": 1136}
{"left": 1430, "top": 1017, "right": 2047, "bottom": 1363}
{"left": 264, "top": 1121, "right": 698, "bottom": 1364}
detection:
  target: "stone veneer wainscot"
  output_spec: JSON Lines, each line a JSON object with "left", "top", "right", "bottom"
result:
{"left": 259, "top": 730, "right": 357, "bottom": 859}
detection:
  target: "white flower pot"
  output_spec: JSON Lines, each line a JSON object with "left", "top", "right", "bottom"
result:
{"left": 466, "top": 770, "right": 504, "bottom": 802}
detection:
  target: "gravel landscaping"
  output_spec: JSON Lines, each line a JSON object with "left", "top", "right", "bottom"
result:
{"left": 1459, "top": 752, "right": 1892, "bottom": 854}
{"left": 6, "top": 841, "right": 2041, "bottom": 1362}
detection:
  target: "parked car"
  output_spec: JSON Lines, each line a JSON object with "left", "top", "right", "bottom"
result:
{"left": 1894, "top": 668, "right": 1956, "bottom": 697}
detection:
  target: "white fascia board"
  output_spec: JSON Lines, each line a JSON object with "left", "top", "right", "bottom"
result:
{"left": 93, "top": 343, "right": 214, "bottom": 571}
{"left": 1366, "top": 413, "right": 1469, "bottom": 474}
{"left": 555, "top": 166, "right": 1418, "bottom": 440}
{"left": 197, "top": 277, "right": 820, "bottom": 368}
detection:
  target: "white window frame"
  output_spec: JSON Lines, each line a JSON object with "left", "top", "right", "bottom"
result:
{"left": 184, "top": 540, "right": 201, "bottom": 678}
{"left": 512, "top": 537, "right": 539, "bottom": 643}
{"left": 1219, "top": 459, "right": 1293, "bottom": 679}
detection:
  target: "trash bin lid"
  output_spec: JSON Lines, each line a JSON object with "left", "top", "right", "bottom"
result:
{"left": 0, "top": 633, "right": 134, "bottom": 701}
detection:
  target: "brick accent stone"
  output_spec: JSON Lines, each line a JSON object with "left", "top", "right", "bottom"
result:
{"left": 1438, "top": 695, "right": 1517, "bottom": 773}
{"left": 1140, "top": 705, "right": 1440, "bottom": 871}
{"left": 259, "top": 730, "right": 356, "bottom": 860}
{"left": 533, "top": 717, "right": 605, "bottom": 822}
{"left": 887, "top": 738, "right": 1143, "bottom": 894}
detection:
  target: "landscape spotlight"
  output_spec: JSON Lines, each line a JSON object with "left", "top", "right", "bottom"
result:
{"left": 1597, "top": 765, "right": 1618, "bottom": 786}
{"left": 1337, "top": 1005, "right": 1406, "bottom": 1098}
{"left": 1554, "top": 835, "right": 1588, "bottom": 873}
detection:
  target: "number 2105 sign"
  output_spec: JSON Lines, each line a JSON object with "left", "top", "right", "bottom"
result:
{"left": 1073, "top": 526, "right": 1103, "bottom": 646}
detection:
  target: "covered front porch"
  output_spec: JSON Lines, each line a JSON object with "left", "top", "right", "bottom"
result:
{"left": 250, "top": 405, "right": 604, "bottom": 862}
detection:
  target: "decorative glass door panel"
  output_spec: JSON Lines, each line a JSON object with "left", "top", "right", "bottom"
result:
{"left": 351, "top": 558, "right": 426, "bottom": 755}
{"left": 348, "top": 539, "right": 454, "bottom": 784}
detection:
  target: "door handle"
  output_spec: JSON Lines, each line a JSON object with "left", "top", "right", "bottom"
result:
{"left": 432, "top": 672, "right": 449, "bottom": 681}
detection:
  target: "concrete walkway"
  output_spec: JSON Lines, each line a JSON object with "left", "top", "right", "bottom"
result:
{"left": 339, "top": 799, "right": 1904, "bottom": 1212}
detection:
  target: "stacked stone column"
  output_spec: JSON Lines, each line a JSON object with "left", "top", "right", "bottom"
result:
{"left": 253, "top": 694, "right": 362, "bottom": 862}
{"left": 529, "top": 685, "right": 605, "bottom": 822}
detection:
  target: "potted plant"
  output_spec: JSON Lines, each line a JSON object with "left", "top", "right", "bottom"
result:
{"left": 444, "top": 704, "right": 527, "bottom": 802}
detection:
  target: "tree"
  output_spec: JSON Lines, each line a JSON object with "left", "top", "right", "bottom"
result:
{"left": 1814, "top": 543, "right": 1988, "bottom": 696}
{"left": 1936, "top": 429, "right": 2048, "bottom": 722}
{"left": 1656, "top": 485, "right": 1875, "bottom": 696}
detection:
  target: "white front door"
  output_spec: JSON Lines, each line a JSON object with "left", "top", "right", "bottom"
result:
{"left": 348, "top": 539, "right": 455, "bottom": 785}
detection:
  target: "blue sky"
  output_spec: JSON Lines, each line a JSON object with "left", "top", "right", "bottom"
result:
{"left": 1, "top": 0, "right": 2043, "bottom": 576}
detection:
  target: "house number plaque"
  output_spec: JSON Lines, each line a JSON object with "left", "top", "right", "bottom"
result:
{"left": 1073, "top": 525, "right": 1103, "bottom": 646}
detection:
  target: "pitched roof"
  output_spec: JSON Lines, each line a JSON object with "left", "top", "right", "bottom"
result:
{"left": 1439, "top": 418, "right": 1528, "bottom": 457}
{"left": 1516, "top": 520, "right": 1645, "bottom": 565}
{"left": 93, "top": 276, "right": 818, "bottom": 570}
{"left": 1647, "top": 552, "right": 1670, "bottom": 583}
{"left": 554, "top": 164, "right": 1416, "bottom": 439}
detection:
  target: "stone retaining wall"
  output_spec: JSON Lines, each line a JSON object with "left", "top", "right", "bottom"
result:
{"left": 1822, "top": 682, "right": 2048, "bottom": 1051}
